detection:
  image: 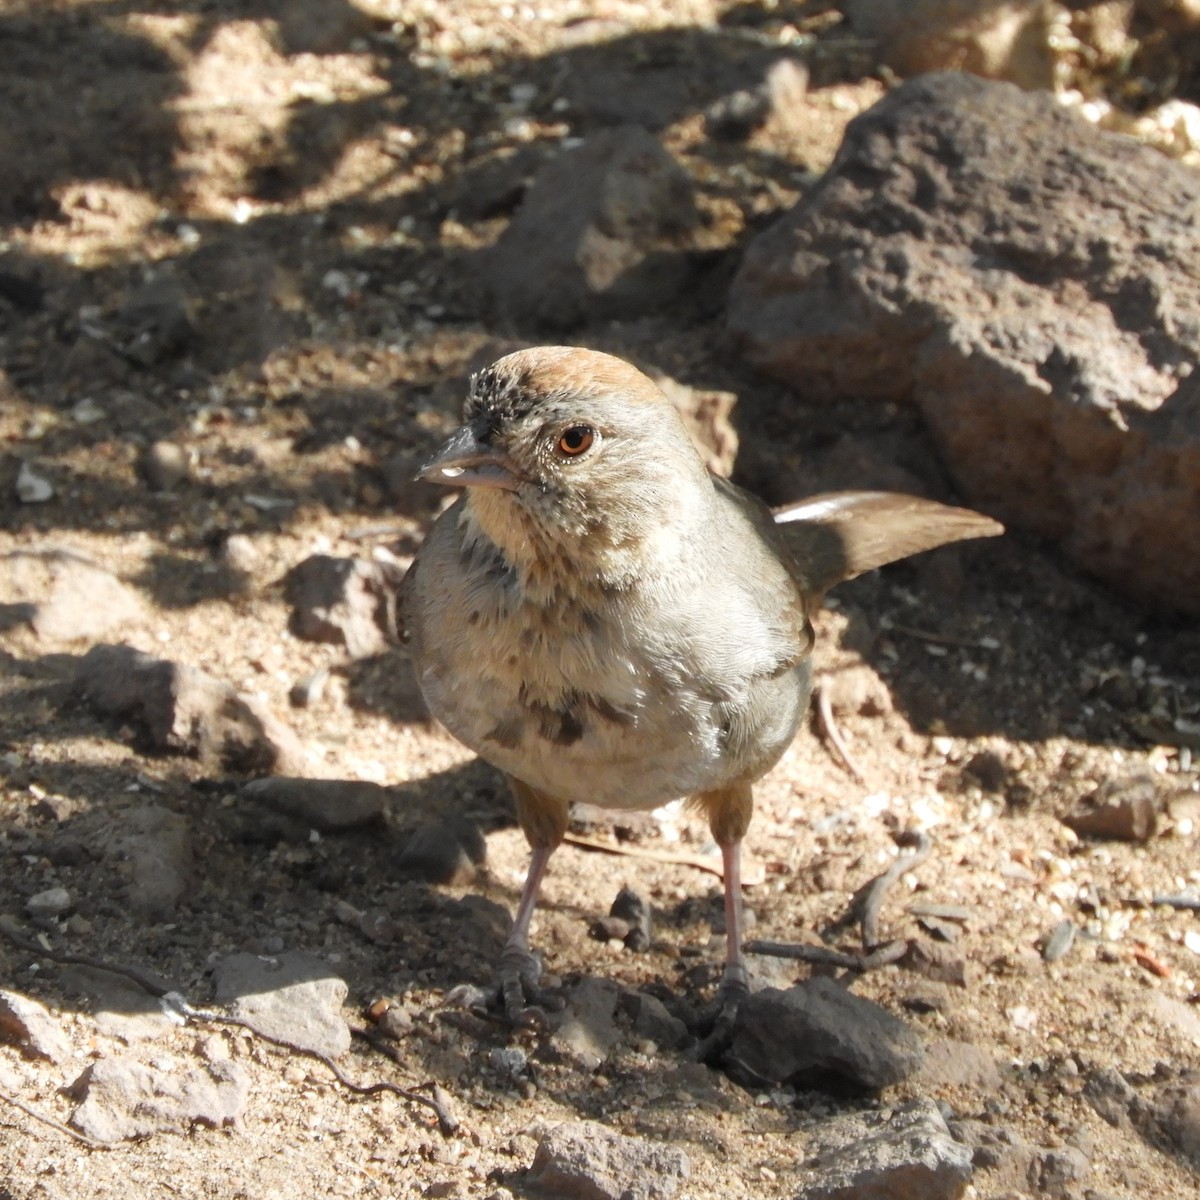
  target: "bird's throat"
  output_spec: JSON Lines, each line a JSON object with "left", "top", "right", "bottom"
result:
{"left": 462, "top": 488, "right": 648, "bottom": 597}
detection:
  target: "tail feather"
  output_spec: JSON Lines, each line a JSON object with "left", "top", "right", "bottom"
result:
{"left": 772, "top": 491, "right": 1004, "bottom": 598}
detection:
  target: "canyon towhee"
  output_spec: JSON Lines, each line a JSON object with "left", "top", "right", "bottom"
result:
{"left": 401, "top": 346, "right": 1002, "bottom": 1024}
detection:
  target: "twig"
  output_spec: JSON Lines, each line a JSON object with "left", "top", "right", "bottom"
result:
{"left": 0, "top": 1084, "right": 110, "bottom": 1151}
{"left": 825, "top": 829, "right": 933, "bottom": 950}
{"left": 744, "top": 832, "right": 931, "bottom": 978}
{"left": 341, "top": 521, "right": 409, "bottom": 542}
{"left": 857, "top": 829, "right": 932, "bottom": 948}
{"left": 1149, "top": 894, "right": 1200, "bottom": 911}
{"left": 743, "top": 938, "right": 908, "bottom": 972}
{"left": 348, "top": 1028, "right": 460, "bottom": 1135}
{"left": 814, "top": 684, "right": 867, "bottom": 784}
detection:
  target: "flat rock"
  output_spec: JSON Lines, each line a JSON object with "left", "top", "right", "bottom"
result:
{"left": 526, "top": 1119, "right": 691, "bottom": 1200}
{"left": 68, "top": 1056, "right": 249, "bottom": 1144}
{"left": 729, "top": 72, "right": 1200, "bottom": 615}
{"left": 1151, "top": 1080, "right": 1200, "bottom": 1164}
{"left": 240, "top": 776, "right": 389, "bottom": 832}
{"left": 0, "top": 988, "right": 73, "bottom": 1062}
{"left": 481, "top": 126, "right": 699, "bottom": 329}
{"left": 900, "top": 939, "right": 975, "bottom": 988}
{"left": 1084, "top": 1067, "right": 1200, "bottom": 1166}
{"left": 103, "top": 803, "right": 193, "bottom": 919}
{"left": 25, "top": 885, "right": 72, "bottom": 919}
{"left": 74, "top": 643, "right": 305, "bottom": 774}
{"left": 793, "top": 1099, "right": 973, "bottom": 1200}
{"left": 0, "top": 549, "right": 143, "bottom": 643}
{"left": 212, "top": 951, "right": 350, "bottom": 1059}
{"left": 283, "top": 555, "right": 404, "bottom": 658}
{"left": 549, "top": 977, "right": 622, "bottom": 1072}
{"left": 723, "top": 977, "right": 925, "bottom": 1091}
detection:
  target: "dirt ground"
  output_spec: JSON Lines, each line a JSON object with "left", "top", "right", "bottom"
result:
{"left": 2, "top": 3, "right": 1199, "bottom": 1198}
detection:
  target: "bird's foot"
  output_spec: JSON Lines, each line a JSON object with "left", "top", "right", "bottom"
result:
{"left": 446, "top": 946, "right": 564, "bottom": 1029}
{"left": 692, "top": 966, "right": 749, "bottom": 1063}
{"left": 497, "top": 945, "right": 565, "bottom": 1027}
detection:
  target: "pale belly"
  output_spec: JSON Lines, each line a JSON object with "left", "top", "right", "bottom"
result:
{"left": 417, "top": 654, "right": 809, "bottom": 811}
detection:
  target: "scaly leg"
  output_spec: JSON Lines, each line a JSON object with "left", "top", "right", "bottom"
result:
{"left": 497, "top": 843, "right": 555, "bottom": 1024}
{"left": 496, "top": 777, "right": 569, "bottom": 1024}
{"left": 692, "top": 783, "right": 755, "bottom": 1057}
{"left": 719, "top": 839, "right": 750, "bottom": 997}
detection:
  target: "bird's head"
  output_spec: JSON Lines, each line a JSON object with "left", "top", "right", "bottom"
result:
{"left": 418, "top": 347, "right": 712, "bottom": 580}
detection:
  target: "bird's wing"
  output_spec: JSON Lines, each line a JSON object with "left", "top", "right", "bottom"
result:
{"left": 771, "top": 491, "right": 1004, "bottom": 598}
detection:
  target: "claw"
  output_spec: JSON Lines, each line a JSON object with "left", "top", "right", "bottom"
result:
{"left": 692, "top": 971, "right": 749, "bottom": 1063}
{"left": 498, "top": 945, "right": 548, "bottom": 1027}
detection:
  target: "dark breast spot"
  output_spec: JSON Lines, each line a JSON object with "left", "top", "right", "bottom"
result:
{"left": 521, "top": 691, "right": 588, "bottom": 748}
{"left": 587, "top": 695, "right": 634, "bottom": 727}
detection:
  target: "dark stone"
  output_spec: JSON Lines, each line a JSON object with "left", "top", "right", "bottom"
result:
{"left": 481, "top": 126, "right": 699, "bottom": 329}
{"left": 284, "top": 554, "right": 405, "bottom": 658}
{"left": 724, "top": 977, "right": 925, "bottom": 1091}
{"left": 73, "top": 643, "right": 304, "bottom": 774}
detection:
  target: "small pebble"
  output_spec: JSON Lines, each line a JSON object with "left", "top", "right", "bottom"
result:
{"left": 488, "top": 1047, "right": 528, "bottom": 1076}
{"left": 289, "top": 667, "right": 330, "bottom": 708}
{"left": 1042, "top": 919, "right": 1077, "bottom": 963}
{"left": 140, "top": 440, "right": 189, "bottom": 491}
{"left": 220, "top": 533, "right": 260, "bottom": 573}
{"left": 26, "top": 886, "right": 72, "bottom": 918}
{"left": 16, "top": 461, "right": 54, "bottom": 503}
{"left": 377, "top": 1005, "right": 414, "bottom": 1040}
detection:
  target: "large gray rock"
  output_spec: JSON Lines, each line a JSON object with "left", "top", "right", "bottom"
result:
{"left": 728, "top": 72, "right": 1200, "bottom": 615}
{"left": 724, "top": 977, "right": 925, "bottom": 1091}
{"left": 0, "top": 988, "right": 73, "bottom": 1062}
{"left": 482, "top": 126, "right": 699, "bottom": 329}
{"left": 104, "top": 802, "right": 194, "bottom": 919}
{"left": 526, "top": 1120, "right": 691, "bottom": 1200}
{"left": 283, "top": 554, "right": 404, "bottom": 658}
{"left": 0, "top": 549, "right": 144, "bottom": 643}
{"left": 212, "top": 951, "right": 350, "bottom": 1059}
{"left": 68, "top": 1056, "right": 249, "bottom": 1143}
{"left": 240, "top": 776, "right": 389, "bottom": 832}
{"left": 793, "top": 1099, "right": 973, "bottom": 1200}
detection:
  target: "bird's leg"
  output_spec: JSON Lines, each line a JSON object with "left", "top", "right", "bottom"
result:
{"left": 492, "top": 776, "right": 569, "bottom": 1024}
{"left": 691, "top": 784, "right": 754, "bottom": 1056}
{"left": 719, "top": 838, "right": 749, "bottom": 998}
{"left": 497, "top": 843, "right": 555, "bottom": 1024}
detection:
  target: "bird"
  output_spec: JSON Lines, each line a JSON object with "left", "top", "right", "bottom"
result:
{"left": 400, "top": 345, "right": 1002, "bottom": 1026}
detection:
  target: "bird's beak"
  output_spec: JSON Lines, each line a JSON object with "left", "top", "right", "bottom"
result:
{"left": 416, "top": 426, "right": 523, "bottom": 492}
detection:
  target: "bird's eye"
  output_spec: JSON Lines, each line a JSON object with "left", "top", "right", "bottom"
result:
{"left": 556, "top": 425, "right": 595, "bottom": 457}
